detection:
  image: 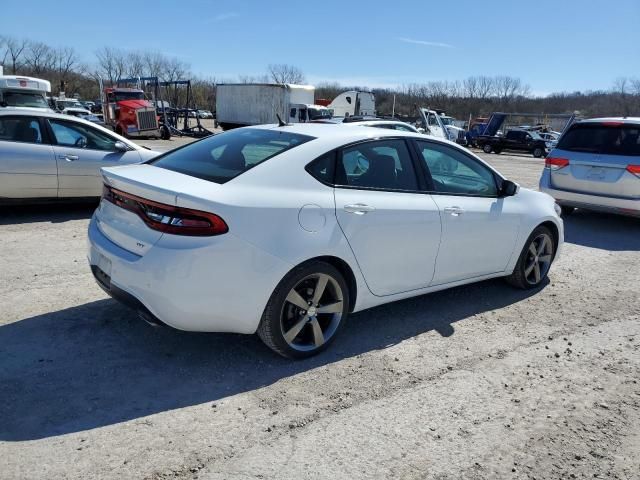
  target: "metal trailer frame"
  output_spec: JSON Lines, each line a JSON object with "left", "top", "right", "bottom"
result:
{"left": 157, "top": 79, "right": 212, "bottom": 138}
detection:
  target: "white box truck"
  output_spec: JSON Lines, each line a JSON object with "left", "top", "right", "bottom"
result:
{"left": 215, "top": 83, "right": 331, "bottom": 130}
{"left": 0, "top": 75, "right": 52, "bottom": 111}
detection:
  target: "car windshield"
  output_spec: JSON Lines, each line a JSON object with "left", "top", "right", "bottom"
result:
{"left": 440, "top": 117, "right": 453, "bottom": 126}
{"left": 308, "top": 108, "right": 331, "bottom": 120}
{"left": 3, "top": 92, "right": 49, "bottom": 108}
{"left": 113, "top": 92, "right": 145, "bottom": 102}
{"left": 151, "top": 128, "right": 315, "bottom": 183}
{"left": 557, "top": 123, "right": 640, "bottom": 155}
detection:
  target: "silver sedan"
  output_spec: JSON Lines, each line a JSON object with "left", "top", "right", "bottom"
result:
{"left": 0, "top": 109, "right": 160, "bottom": 201}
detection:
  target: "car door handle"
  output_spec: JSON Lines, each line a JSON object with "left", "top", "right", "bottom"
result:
{"left": 58, "top": 154, "right": 79, "bottom": 162}
{"left": 344, "top": 203, "right": 376, "bottom": 215}
{"left": 443, "top": 206, "right": 465, "bottom": 216}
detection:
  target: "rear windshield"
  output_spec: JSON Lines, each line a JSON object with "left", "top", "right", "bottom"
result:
{"left": 151, "top": 128, "right": 314, "bottom": 183}
{"left": 557, "top": 123, "right": 640, "bottom": 156}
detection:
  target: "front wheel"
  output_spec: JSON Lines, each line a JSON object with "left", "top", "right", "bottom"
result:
{"left": 505, "top": 226, "right": 555, "bottom": 289}
{"left": 533, "top": 147, "right": 545, "bottom": 158}
{"left": 257, "top": 261, "right": 349, "bottom": 359}
{"left": 482, "top": 144, "right": 493, "bottom": 154}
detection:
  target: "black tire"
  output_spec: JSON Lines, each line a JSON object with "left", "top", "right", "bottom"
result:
{"left": 505, "top": 225, "right": 555, "bottom": 290}
{"left": 482, "top": 144, "right": 493, "bottom": 154}
{"left": 494, "top": 148, "right": 502, "bottom": 154}
{"left": 560, "top": 205, "right": 576, "bottom": 216}
{"left": 257, "top": 261, "right": 350, "bottom": 359}
{"left": 160, "top": 125, "right": 171, "bottom": 140}
{"left": 533, "top": 147, "right": 545, "bottom": 158}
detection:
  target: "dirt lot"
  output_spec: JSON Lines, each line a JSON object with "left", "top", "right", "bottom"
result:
{"left": 1, "top": 149, "right": 639, "bottom": 480}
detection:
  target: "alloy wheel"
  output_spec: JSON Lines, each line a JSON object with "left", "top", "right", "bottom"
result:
{"left": 280, "top": 273, "right": 344, "bottom": 352}
{"left": 524, "top": 233, "right": 553, "bottom": 285}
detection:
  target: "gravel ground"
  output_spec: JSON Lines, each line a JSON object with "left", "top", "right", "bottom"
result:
{"left": 1, "top": 149, "right": 639, "bottom": 480}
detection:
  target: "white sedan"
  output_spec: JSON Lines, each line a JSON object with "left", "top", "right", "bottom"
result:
{"left": 88, "top": 124, "right": 563, "bottom": 358}
{"left": 0, "top": 109, "right": 159, "bottom": 201}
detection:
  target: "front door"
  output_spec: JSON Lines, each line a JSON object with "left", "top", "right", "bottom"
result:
{"left": 414, "top": 140, "right": 521, "bottom": 285}
{"left": 334, "top": 138, "right": 441, "bottom": 296}
{"left": 47, "top": 118, "right": 140, "bottom": 197}
{"left": 0, "top": 115, "right": 57, "bottom": 198}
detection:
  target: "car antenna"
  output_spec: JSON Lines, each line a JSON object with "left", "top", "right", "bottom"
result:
{"left": 276, "top": 113, "right": 287, "bottom": 127}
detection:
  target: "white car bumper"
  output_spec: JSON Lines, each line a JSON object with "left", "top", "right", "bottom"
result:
{"left": 87, "top": 215, "right": 293, "bottom": 334}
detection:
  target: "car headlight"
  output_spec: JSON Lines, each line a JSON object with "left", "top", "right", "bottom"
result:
{"left": 554, "top": 203, "right": 562, "bottom": 216}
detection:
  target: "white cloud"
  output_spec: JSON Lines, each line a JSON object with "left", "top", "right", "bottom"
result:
{"left": 397, "top": 37, "right": 455, "bottom": 49}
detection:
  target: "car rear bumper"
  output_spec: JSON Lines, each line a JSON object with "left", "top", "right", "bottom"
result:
{"left": 87, "top": 215, "right": 293, "bottom": 334}
{"left": 540, "top": 169, "right": 640, "bottom": 217}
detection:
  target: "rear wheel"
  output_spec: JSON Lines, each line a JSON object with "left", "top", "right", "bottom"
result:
{"left": 160, "top": 125, "right": 171, "bottom": 140}
{"left": 493, "top": 148, "right": 502, "bottom": 154}
{"left": 257, "top": 261, "right": 349, "bottom": 359}
{"left": 482, "top": 144, "right": 493, "bottom": 154}
{"left": 533, "top": 147, "right": 545, "bottom": 158}
{"left": 505, "top": 226, "right": 555, "bottom": 289}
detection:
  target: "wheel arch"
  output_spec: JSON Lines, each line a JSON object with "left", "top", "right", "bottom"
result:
{"left": 537, "top": 220, "right": 560, "bottom": 260}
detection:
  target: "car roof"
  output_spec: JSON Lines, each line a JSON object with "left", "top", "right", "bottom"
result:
{"left": 0, "top": 108, "right": 141, "bottom": 149}
{"left": 578, "top": 117, "right": 640, "bottom": 125}
{"left": 249, "top": 122, "right": 420, "bottom": 140}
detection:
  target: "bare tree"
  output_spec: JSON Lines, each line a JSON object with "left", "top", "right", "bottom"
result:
{"left": 24, "top": 41, "right": 56, "bottom": 75}
{"left": 2, "top": 36, "right": 28, "bottom": 74}
{"left": 95, "top": 47, "right": 127, "bottom": 84}
{"left": 267, "top": 64, "right": 305, "bottom": 84}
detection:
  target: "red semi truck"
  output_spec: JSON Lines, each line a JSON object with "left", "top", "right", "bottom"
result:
{"left": 102, "top": 86, "right": 163, "bottom": 139}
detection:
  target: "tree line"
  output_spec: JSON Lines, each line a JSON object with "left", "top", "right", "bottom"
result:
{"left": 2, "top": 35, "right": 639, "bottom": 119}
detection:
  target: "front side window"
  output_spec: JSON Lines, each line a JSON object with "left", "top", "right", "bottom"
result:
{"left": 0, "top": 116, "right": 43, "bottom": 144}
{"left": 337, "top": 139, "right": 418, "bottom": 191}
{"left": 49, "top": 119, "right": 118, "bottom": 151}
{"left": 417, "top": 141, "right": 498, "bottom": 196}
{"left": 151, "top": 128, "right": 314, "bottom": 184}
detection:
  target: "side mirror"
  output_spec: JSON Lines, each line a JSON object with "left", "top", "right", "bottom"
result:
{"left": 500, "top": 179, "right": 519, "bottom": 197}
{"left": 114, "top": 141, "right": 128, "bottom": 152}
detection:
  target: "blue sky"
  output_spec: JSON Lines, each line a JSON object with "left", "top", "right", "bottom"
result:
{"left": 1, "top": 0, "right": 639, "bottom": 95}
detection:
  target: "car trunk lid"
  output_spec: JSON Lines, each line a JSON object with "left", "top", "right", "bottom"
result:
{"left": 96, "top": 164, "right": 225, "bottom": 255}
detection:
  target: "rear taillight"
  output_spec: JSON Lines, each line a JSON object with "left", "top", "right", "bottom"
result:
{"left": 626, "top": 165, "right": 640, "bottom": 177}
{"left": 545, "top": 157, "right": 570, "bottom": 170}
{"left": 102, "top": 185, "right": 228, "bottom": 236}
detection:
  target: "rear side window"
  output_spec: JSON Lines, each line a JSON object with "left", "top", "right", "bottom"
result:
{"left": 151, "top": 128, "right": 314, "bottom": 183}
{"left": 0, "top": 116, "right": 43, "bottom": 144}
{"left": 336, "top": 139, "right": 419, "bottom": 191}
{"left": 558, "top": 123, "right": 640, "bottom": 156}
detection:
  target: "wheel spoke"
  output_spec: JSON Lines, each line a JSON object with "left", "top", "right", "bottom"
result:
{"left": 534, "top": 262, "right": 541, "bottom": 283}
{"left": 286, "top": 289, "right": 309, "bottom": 310}
{"left": 537, "top": 236, "right": 548, "bottom": 256}
{"left": 539, "top": 254, "right": 552, "bottom": 263}
{"left": 317, "top": 300, "right": 343, "bottom": 314}
{"left": 311, "top": 274, "right": 329, "bottom": 305}
{"left": 309, "top": 317, "right": 324, "bottom": 347}
{"left": 528, "top": 243, "right": 537, "bottom": 257}
{"left": 284, "top": 317, "right": 308, "bottom": 343}
{"left": 524, "top": 262, "right": 535, "bottom": 276}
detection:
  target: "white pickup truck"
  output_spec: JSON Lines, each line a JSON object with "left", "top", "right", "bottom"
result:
{"left": 417, "top": 108, "right": 465, "bottom": 144}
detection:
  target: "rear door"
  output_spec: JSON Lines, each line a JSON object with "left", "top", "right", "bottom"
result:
{"left": 0, "top": 115, "right": 57, "bottom": 198}
{"left": 47, "top": 118, "right": 141, "bottom": 197}
{"left": 549, "top": 122, "right": 640, "bottom": 199}
{"left": 334, "top": 138, "right": 442, "bottom": 296}
{"left": 413, "top": 140, "right": 521, "bottom": 285}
